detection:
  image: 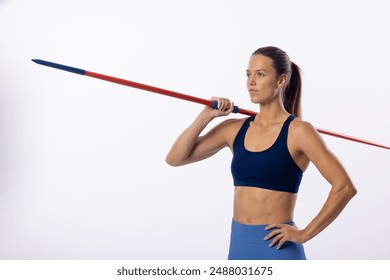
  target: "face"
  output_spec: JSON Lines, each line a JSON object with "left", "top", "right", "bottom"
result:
{"left": 246, "top": 54, "right": 286, "bottom": 105}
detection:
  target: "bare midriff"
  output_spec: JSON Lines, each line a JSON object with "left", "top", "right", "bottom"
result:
{"left": 233, "top": 186, "right": 297, "bottom": 225}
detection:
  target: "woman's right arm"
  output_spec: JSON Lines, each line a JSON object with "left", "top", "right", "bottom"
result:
{"left": 166, "top": 97, "right": 234, "bottom": 167}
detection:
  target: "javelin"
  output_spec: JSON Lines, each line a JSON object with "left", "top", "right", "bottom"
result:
{"left": 32, "top": 59, "right": 390, "bottom": 151}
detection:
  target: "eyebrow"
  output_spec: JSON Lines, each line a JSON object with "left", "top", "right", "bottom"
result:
{"left": 246, "top": 69, "right": 268, "bottom": 73}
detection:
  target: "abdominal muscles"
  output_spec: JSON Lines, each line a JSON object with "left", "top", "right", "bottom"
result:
{"left": 233, "top": 186, "right": 297, "bottom": 225}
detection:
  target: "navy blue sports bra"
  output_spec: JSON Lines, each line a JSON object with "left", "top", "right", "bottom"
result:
{"left": 231, "top": 115, "right": 303, "bottom": 193}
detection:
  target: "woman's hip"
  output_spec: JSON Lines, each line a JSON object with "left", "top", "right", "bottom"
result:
{"left": 228, "top": 219, "right": 306, "bottom": 260}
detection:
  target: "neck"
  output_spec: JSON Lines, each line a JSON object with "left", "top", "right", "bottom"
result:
{"left": 255, "top": 100, "right": 289, "bottom": 125}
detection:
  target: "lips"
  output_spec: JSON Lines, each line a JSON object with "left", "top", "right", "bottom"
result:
{"left": 248, "top": 89, "right": 258, "bottom": 96}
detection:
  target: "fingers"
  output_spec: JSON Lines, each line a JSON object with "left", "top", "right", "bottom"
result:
{"left": 264, "top": 223, "right": 285, "bottom": 237}
{"left": 267, "top": 232, "right": 287, "bottom": 249}
{"left": 265, "top": 223, "right": 281, "bottom": 231}
{"left": 276, "top": 236, "right": 288, "bottom": 250}
{"left": 269, "top": 233, "right": 283, "bottom": 249}
{"left": 263, "top": 223, "right": 284, "bottom": 246}
{"left": 264, "top": 227, "right": 282, "bottom": 243}
{"left": 211, "top": 97, "right": 233, "bottom": 112}
{"left": 264, "top": 223, "right": 297, "bottom": 250}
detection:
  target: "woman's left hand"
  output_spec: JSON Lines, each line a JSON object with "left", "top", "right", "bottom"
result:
{"left": 264, "top": 223, "right": 307, "bottom": 250}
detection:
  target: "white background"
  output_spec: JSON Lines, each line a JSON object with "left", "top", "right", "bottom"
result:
{"left": 0, "top": 0, "right": 389, "bottom": 259}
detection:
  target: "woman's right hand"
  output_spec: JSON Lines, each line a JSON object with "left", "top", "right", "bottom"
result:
{"left": 203, "top": 96, "right": 235, "bottom": 118}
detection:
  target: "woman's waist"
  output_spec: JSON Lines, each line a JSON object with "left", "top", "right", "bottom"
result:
{"left": 234, "top": 186, "right": 296, "bottom": 224}
{"left": 230, "top": 218, "right": 295, "bottom": 243}
{"left": 233, "top": 211, "right": 294, "bottom": 226}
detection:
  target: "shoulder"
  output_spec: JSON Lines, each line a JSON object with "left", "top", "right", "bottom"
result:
{"left": 290, "top": 117, "right": 319, "bottom": 136}
{"left": 210, "top": 117, "right": 249, "bottom": 148}
{"left": 213, "top": 117, "right": 249, "bottom": 132}
{"left": 203, "top": 117, "right": 249, "bottom": 138}
{"left": 289, "top": 116, "right": 328, "bottom": 153}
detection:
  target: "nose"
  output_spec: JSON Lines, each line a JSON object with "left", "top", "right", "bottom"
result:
{"left": 247, "top": 74, "right": 256, "bottom": 86}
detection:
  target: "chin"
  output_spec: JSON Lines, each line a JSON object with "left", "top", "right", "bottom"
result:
{"left": 250, "top": 97, "right": 260, "bottom": 104}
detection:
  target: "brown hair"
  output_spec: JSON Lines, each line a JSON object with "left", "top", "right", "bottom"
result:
{"left": 252, "top": 46, "right": 302, "bottom": 118}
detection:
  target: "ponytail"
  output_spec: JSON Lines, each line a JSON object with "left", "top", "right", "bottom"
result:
{"left": 284, "top": 62, "right": 302, "bottom": 118}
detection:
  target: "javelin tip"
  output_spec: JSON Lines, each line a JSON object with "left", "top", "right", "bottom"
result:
{"left": 32, "top": 59, "right": 42, "bottom": 64}
{"left": 31, "top": 59, "right": 86, "bottom": 75}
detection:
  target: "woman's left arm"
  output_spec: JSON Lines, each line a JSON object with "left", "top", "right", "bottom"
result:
{"left": 298, "top": 121, "right": 357, "bottom": 240}
{"left": 265, "top": 121, "right": 357, "bottom": 248}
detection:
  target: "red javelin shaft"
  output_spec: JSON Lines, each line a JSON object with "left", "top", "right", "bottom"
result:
{"left": 86, "top": 70, "right": 256, "bottom": 116}
{"left": 31, "top": 59, "right": 390, "bottom": 150}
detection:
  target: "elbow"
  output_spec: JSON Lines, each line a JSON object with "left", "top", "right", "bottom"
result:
{"left": 331, "top": 180, "right": 357, "bottom": 203}
{"left": 343, "top": 181, "right": 358, "bottom": 201}
{"left": 165, "top": 155, "right": 176, "bottom": 167}
{"left": 165, "top": 154, "right": 183, "bottom": 167}
{"left": 165, "top": 158, "right": 178, "bottom": 167}
{"left": 349, "top": 183, "right": 358, "bottom": 199}
{"left": 346, "top": 178, "right": 357, "bottom": 198}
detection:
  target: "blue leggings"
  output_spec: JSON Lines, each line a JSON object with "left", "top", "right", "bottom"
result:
{"left": 228, "top": 219, "right": 307, "bottom": 260}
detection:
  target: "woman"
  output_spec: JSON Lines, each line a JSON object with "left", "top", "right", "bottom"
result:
{"left": 165, "top": 46, "right": 357, "bottom": 260}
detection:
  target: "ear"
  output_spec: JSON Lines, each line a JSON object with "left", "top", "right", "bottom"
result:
{"left": 277, "top": 74, "right": 288, "bottom": 89}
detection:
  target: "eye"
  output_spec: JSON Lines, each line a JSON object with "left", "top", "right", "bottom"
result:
{"left": 257, "top": 72, "right": 265, "bottom": 77}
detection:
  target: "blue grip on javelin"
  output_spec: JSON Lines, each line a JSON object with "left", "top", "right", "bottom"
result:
{"left": 32, "top": 59, "right": 86, "bottom": 75}
{"left": 211, "top": 100, "right": 239, "bottom": 113}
